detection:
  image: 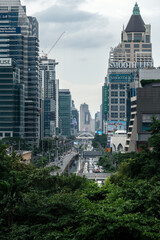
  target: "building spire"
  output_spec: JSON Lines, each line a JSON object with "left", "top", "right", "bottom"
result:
{"left": 133, "top": 2, "right": 140, "bottom": 15}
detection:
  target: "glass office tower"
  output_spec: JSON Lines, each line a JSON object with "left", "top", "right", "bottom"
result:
{"left": 59, "top": 89, "right": 71, "bottom": 137}
{"left": 0, "top": 0, "right": 40, "bottom": 146}
{"left": 0, "top": 58, "right": 24, "bottom": 139}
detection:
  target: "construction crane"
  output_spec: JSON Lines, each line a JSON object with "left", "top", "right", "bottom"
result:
{"left": 42, "top": 31, "right": 65, "bottom": 58}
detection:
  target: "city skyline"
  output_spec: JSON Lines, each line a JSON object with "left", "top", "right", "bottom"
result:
{"left": 22, "top": 0, "right": 160, "bottom": 117}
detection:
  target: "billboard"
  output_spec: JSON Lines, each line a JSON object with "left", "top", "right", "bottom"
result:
{"left": 0, "top": 27, "right": 21, "bottom": 34}
{"left": 108, "top": 121, "right": 126, "bottom": 133}
{"left": 97, "top": 131, "right": 103, "bottom": 135}
{"left": 72, "top": 117, "right": 77, "bottom": 126}
{"left": 109, "top": 73, "right": 134, "bottom": 83}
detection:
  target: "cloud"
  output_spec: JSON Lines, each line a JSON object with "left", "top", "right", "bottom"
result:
{"left": 36, "top": 5, "right": 94, "bottom": 23}
{"left": 35, "top": 4, "right": 113, "bottom": 49}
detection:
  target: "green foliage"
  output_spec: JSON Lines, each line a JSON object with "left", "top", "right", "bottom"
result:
{"left": 1, "top": 117, "right": 160, "bottom": 240}
{"left": 31, "top": 156, "right": 49, "bottom": 168}
{"left": 98, "top": 154, "right": 116, "bottom": 172}
{"left": 92, "top": 133, "right": 107, "bottom": 148}
{"left": 1, "top": 137, "right": 30, "bottom": 150}
{"left": 141, "top": 79, "right": 160, "bottom": 87}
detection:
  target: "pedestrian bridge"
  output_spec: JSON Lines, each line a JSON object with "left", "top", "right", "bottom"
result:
{"left": 76, "top": 132, "right": 94, "bottom": 140}
{"left": 83, "top": 151, "right": 103, "bottom": 158}
{"left": 77, "top": 172, "right": 112, "bottom": 181}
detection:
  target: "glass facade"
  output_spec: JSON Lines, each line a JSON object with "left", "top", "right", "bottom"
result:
{"left": 0, "top": 60, "right": 24, "bottom": 138}
{"left": 59, "top": 90, "right": 71, "bottom": 137}
{"left": 0, "top": 1, "right": 40, "bottom": 145}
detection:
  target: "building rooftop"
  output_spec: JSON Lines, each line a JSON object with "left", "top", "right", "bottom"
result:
{"left": 125, "top": 3, "right": 146, "bottom": 33}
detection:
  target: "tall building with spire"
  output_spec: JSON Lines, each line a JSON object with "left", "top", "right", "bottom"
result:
{"left": 0, "top": 0, "right": 40, "bottom": 146}
{"left": 103, "top": 3, "right": 153, "bottom": 137}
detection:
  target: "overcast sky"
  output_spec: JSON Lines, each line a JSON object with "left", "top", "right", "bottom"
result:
{"left": 22, "top": 0, "right": 160, "bottom": 117}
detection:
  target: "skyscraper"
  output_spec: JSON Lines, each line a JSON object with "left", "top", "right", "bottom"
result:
{"left": 71, "top": 100, "right": 79, "bottom": 136}
{"left": 59, "top": 89, "right": 71, "bottom": 137}
{"left": 0, "top": 0, "right": 39, "bottom": 146}
{"left": 0, "top": 59, "right": 24, "bottom": 139}
{"left": 80, "top": 103, "right": 91, "bottom": 132}
{"left": 40, "top": 56, "right": 59, "bottom": 138}
{"left": 103, "top": 3, "right": 153, "bottom": 135}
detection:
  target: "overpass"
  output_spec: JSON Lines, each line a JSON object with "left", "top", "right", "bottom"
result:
{"left": 77, "top": 172, "right": 112, "bottom": 182}
{"left": 76, "top": 132, "right": 94, "bottom": 140}
{"left": 83, "top": 151, "right": 103, "bottom": 158}
{"left": 48, "top": 152, "right": 79, "bottom": 175}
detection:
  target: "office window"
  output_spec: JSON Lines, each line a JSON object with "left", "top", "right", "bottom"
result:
{"left": 125, "top": 44, "right": 130, "bottom": 48}
{"left": 111, "top": 98, "right": 118, "bottom": 104}
{"left": 120, "top": 112, "right": 125, "bottom": 118}
{"left": 111, "top": 105, "right": 118, "bottom": 111}
{"left": 120, "top": 84, "right": 125, "bottom": 89}
{"left": 120, "top": 91, "right": 125, "bottom": 97}
{"left": 125, "top": 49, "right": 130, "bottom": 53}
{"left": 111, "top": 112, "right": 118, "bottom": 118}
{"left": 146, "top": 35, "right": 150, "bottom": 43}
{"left": 134, "top": 44, "right": 139, "bottom": 48}
{"left": 142, "top": 44, "right": 151, "bottom": 48}
{"left": 111, "top": 91, "right": 118, "bottom": 97}
{"left": 134, "top": 33, "right": 142, "bottom": 41}
{"left": 111, "top": 84, "right": 118, "bottom": 89}
{"left": 120, "top": 105, "right": 125, "bottom": 111}
{"left": 127, "top": 33, "right": 132, "bottom": 41}
{"left": 120, "top": 98, "right": 125, "bottom": 104}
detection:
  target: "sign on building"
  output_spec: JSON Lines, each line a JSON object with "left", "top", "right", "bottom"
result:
{"left": 0, "top": 27, "right": 21, "bottom": 34}
{"left": 0, "top": 58, "right": 12, "bottom": 66}
{"left": 108, "top": 121, "right": 126, "bottom": 133}
{"left": 103, "top": 86, "right": 108, "bottom": 115}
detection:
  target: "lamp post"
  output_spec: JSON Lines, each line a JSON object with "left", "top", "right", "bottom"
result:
{"left": 55, "top": 136, "right": 59, "bottom": 165}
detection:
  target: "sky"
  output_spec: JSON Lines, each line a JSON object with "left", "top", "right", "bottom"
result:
{"left": 22, "top": 0, "right": 160, "bottom": 117}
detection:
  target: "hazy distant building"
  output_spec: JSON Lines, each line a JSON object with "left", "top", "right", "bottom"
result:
{"left": 95, "top": 112, "right": 101, "bottom": 132}
{"left": 71, "top": 100, "right": 79, "bottom": 136}
{"left": 80, "top": 103, "right": 91, "bottom": 132}
{"left": 59, "top": 89, "right": 71, "bottom": 137}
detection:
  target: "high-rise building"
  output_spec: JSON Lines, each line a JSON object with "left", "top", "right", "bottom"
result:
{"left": 40, "top": 57, "right": 59, "bottom": 138}
{"left": 95, "top": 112, "right": 101, "bottom": 132}
{"left": 80, "top": 103, "right": 91, "bottom": 132}
{"left": 71, "top": 100, "right": 79, "bottom": 136}
{"left": 0, "top": 59, "right": 24, "bottom": 139}
{"left": 125, "top": 80, "right": 160, "bottom": 152}
{"left": 103, "top": 3, "right": 153, "bottom": 135}
{"left": 0, "top": 0, "right": 40, "bottom": 146}
{"left": 59, "top": 89, "right": 71, "bottom": 137}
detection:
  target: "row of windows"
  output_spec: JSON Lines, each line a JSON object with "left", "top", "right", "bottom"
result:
{"left": 111, "top": 84, "right": 126, "bottom": 90}
{"left": 111, "top": 98, "right": 125, "bottom": 104}
{"left": 111, "top": 91, "right": 125, "bottom": 97}
{"left": 125, "top": 43, "right": 151, "bottom": 48}
{"left": 111, "top": 105, "right": 125, "bottom": 111}
{"left": 111, "top": 112, "right": 125, "bottom": 118}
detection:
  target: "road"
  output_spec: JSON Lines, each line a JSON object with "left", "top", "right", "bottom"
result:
{"left": 47, "top": 151, "right": 78, "bottom": 174}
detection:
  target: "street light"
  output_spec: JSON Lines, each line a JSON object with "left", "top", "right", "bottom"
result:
{"left": 55, "top": 136, "right": 59, "bottom": 165}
